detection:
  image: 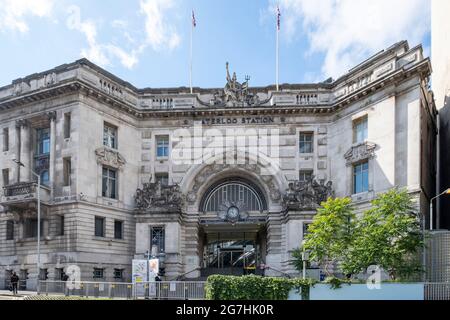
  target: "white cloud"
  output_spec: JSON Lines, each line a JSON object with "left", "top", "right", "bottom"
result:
{"left": 139, "top": 0, "right": 181, "bottom": 51}
{"left": 0, "top": 0, "right": 54, "bottom": 33}
{"left": 270, "top": 0, "right": 431, "bottom": 79}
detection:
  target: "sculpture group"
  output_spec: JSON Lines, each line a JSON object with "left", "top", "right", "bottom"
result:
{"left": 283, "top": 176, "right": 334, "bottom": 209}
{"left": 135, "top": 178, "right": 183, "bottom": 211}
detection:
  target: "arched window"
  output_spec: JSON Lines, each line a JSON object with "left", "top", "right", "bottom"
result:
{"left": 200, "top": 178, "right": 267, "bottom": 212}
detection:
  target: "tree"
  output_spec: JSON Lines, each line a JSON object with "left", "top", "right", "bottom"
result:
{"left": 302, "top": 197, "right": 355, "bottom": 276}
{"left": 342, "top": 189, "right": 423, "bottom": 280}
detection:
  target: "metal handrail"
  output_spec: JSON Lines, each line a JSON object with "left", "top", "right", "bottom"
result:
{"left": 264, "top": 266, "right": 292, "bottom": 278}
{"left": 169, "top": 267, "right": 201, "bottom": 281}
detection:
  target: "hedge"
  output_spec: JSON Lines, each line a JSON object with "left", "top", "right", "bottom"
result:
{"left": 205, "top": 275, "right": 315, "bottom": 300}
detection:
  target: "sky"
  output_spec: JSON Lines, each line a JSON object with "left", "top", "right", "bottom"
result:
{"left": 0, "top": 0, "right": 431, "bottom": 89}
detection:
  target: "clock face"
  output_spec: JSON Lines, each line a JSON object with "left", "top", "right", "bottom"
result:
{"left": 227, "top": 206, "right": 240, "bottom": 220}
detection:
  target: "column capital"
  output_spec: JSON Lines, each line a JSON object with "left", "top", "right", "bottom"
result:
{"left": 15, "top": 119, "right": 29, "bottom": 128}
{"left": 47, "top": 111, "right": 57, "bottom": 121}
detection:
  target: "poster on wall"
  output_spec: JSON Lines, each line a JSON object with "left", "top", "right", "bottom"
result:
{"left": 132, "top": 259, "right": 148, "bottom": 296}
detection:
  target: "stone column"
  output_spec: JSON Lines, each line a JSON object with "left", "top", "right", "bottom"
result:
{"left": 19, "top": 120, "right": 31, "bottom": 182}
{"left": 265, "top": 213, "right": 283, "bottom": 276}
{"left": 14, "top": 123, "right": 21, "bottom": 183}
{"left": 182, "top": 214, "right": 201, "bottom": 279}
{"left": 48, "top": 112, "right": 56, "bottom": 198}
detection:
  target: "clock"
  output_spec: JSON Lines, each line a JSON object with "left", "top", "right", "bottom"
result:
{"left": 226, "top": 206, "right": 240, "bottom": 221}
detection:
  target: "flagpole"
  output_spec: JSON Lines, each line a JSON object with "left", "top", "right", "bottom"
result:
{"left": 276, "top": 22, "right": 279, "bottom": 92}
{"left": 190, "top": 15, "right": 193, "bottom": 94}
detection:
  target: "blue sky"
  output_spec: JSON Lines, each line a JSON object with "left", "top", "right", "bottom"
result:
{"left": 0, "top": 0, "right": 431, "bottom": 89}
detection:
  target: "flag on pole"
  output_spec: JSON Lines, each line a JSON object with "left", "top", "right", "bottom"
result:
{"left": 277, "top": 5, "right": 281, "bottom": 31}
{"left": 192, "top": 10, "right": 196, "bottom": 28}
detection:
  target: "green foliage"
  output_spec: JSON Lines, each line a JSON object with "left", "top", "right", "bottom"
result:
{"left": 205, "top": 275, "right": 317, "bottom": 300}
{"left": 303, "top": 197, "right": 355, "bottom": 276}
{"left": 342, "top": 189, "right": 423, "bottom": 280}
{"left": 303, "top": 189, "right": 423, "bottom": 281}
{"left": 323, "top": 276, "right": 352, "bottom": 290}
{"left": 291, "top": 247, "right": 310, "bottom": 271}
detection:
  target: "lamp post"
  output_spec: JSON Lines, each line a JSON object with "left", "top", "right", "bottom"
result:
{"left": 301, "top": 240, "right": 310, "bottom": 280}
{"left": 429, "top": 188, "right": 450, "bottom": 230}
{"left": 13, "top": 159, "right": 41, "bottom": 292}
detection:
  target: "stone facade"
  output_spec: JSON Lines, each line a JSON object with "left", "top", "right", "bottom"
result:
{"left": 0, "top": 40, "right": 436, "bottom": 287}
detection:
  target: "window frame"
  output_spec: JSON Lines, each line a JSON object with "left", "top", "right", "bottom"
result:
{"left": 353, "top": 160, "right": 369, "bottom": 194}
{"left": 94, "top": 216, "right": 105, "bottom": 238}
{"left": 155, "top": 173, "right": 169, "bottom": 186}
{"left": 24, "top": 218, "right": 43, "bottom": 239}
{"left": 2, "top": 168, "right": 9, "bottom": 187}
{"left": 3, "top": 128, "right": 9, "bottom": 152}
{"left": 299, "top": 170, "right": 313, "bottom": 183}
{"left": 93, "top": 268, "right": 104, "bottom": 279}
{"left": 299, "top": 132, "right": 314, "bottom": 154}
{"left": 64, "top": 113, "right": 71, "bottom": 139}
{"left": 6, "top": 220, "right": 14, "bottom": 240}
{"left": 156, "top": 135, "right": 170, "bottom": 158}
{"left": 114, "top": 220, "right": 123, "bottom": 240}
{"left": 102, "top": 167, "right": 118, "bottom": 199}
{"left": 150, "top": 226, "right": 165, "bottom": 254}
{"left": 103, "top": 123, "right": 118, "bottom": 149}
{"left": 63, "top": 157, "right": 71, "bottom": 187}
{"left": 353, "top": 116, "right": 368, "bottom": 144}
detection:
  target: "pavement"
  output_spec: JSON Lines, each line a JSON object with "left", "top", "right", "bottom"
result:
{"left": 0, "top": 290, "right": 38, "bottom": 300}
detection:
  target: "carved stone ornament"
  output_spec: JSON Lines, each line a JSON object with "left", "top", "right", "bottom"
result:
{"left": 344, "top": 142, "right": 377, "bottom": 166}
{"left": 282, "top": 176, "right": 334, "bottom": 210}
{"left": 95, "top": 147, "right": 126, "bottom": 169}
{"left": 217, "top": 200, "right": 249, "bottom": 224}
{"left": 134, "top": 178, "right": 183, "bottom": 211}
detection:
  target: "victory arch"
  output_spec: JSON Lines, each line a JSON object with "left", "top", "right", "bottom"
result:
{"left": 134, "top": 151, "right": 333, "bottom": 279}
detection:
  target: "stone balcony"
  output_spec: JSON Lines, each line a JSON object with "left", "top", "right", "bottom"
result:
{"left": 1, "top": 182, "right": 51, "bottom": 209}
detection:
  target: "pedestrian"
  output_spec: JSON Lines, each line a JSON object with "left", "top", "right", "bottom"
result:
{"left": 10, "top": 272, "right": 19, "bottom": 296}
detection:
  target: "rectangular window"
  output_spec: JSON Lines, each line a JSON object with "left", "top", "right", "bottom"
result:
{"left": 150, "top": 226, "right": 165, "bottom": 254}
{"left": 299, "top": 170, "right": 313, "bottom": 183}
{"left": 95, "top": 216, "right": 105, "bottom": 237}
{"left": 93, "top": 268, "right": 104, "bottom": 279}
{"left": 155, "top": 173, "right": 169, "bottom": 186}
{"left": 3, "top": 128, "right": 9, "bottom": 151}
{"left": 113, "top": 269, "right": 124, "bottom": 280}
{"left": 39, "top": 269, "right": 48, "bottom": 281}
{"left": 353, "top": 161, "right": 369, "bottom": 194}
{"left": 64, "top": 113, "right": 71, "bottom": 139}
{"left": 103, "top": 123, "right": 117, "bottom": 149}
{"left": 6, "top": 220, "right": 14, "bottom": 240}
{"left": 36, "top": 128, "right": 50, "bottom": 155}
{"left": 353, "top": 116, "right": 368, "bottom": 143}
{"left": 63, "top": 158, "right": 71, "bottom": 186}
{"left": 2, "top": 168, "right": 9, "bottom": 186}
{"left": 57, "top": 215, "right": 64, "bottom": 236}
{"left": 299, "top": 132, "right": 314, "bottom": 154}
{"left": 114, "top": 220, "right": 123, "bottom": 239}
{"left": 24, "top": 219, "right": 43, "bottom": 238}
{"left": 55, "top": 268, "right": 65, "bottom": 281}
{"left": 102, "top": 167, "right": 117, "bottom": 199}
{"left": 156, "top": 136, "right": 169, "bottom": 158}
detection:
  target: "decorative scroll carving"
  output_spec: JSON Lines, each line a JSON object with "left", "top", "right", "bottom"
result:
{"left": 344, "top": 142, "right": 377, "bottom": 166}
{"left": 95, "top": 147, "right": 126, "bottom": 169}
{"left": 283, "top": 176, "right": 334, "bottom": 210}
{"left": 134, "top": 178, "right": 183, "bottom": 211}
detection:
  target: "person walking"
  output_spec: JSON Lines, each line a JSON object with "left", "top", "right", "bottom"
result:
{"left": 10, "top": 272, "right": 19, "bottom": 296}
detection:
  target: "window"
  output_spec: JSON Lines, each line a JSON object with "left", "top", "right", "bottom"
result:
{"left": 114, "top": 220, "right": 123, "bottom": 239}
{"left": 63, "top": 158, "right": 71, "bottom": 186}
{"left": 156, "top": 136, "right": 169, "bottom": 158}
{"left": 155, "top": 173, "right": 169, "bottom": 186}
{"left": 64, "top": 113, "right": 71, "bottom": 139}
{"left": 353, "top": 161, "right": 369, "bottom": 194}
{"left": 36, "top": 128, "right": 50, "bottom": 155}
{"left": 103, "top": 123, "right": 117, "bottom": 149}
{"left": 2, "top": 168, "right": 9, "bottom": 186}
{"left": 93, "top": 268, "right": 104, "bottom": 279}
{"left": 299, "top": 170, "right": 313, "bottom": 183}
{"left": 150, "top": 227, "right": 165, "bottom": 254}
{"left": 353, "top": 116, "right": 368, "bottom": 143}
{"left": 113, "top": 269, "right": 124, "bottom": 280}
{"left": 39, "top": 269, "right": 48, "bottom": 281}
{"left": 6, "top": 220, "right": 14, "bottom": 240}
{"left": 3, "top": 128, "right": 9, "bottom": 151}
{"left": 303, "top": 222, "right": 311, "bottom": 238}
{"left": 95, "top": 216, "right": 105, "bottom": 237}
{"left": 55, "top": 268, "right": 65, "bottom": 280}
{"left": 299, "top": 132, "right": 314, "bottom": 154}
{"left": 57, "top": 215, "right": 64, "bottom": 236}
{"left": 102, "top": 167, "right": 117, "bottom": 199}
{"left": 24, "top": 219, "right": 43, "bottom": 238}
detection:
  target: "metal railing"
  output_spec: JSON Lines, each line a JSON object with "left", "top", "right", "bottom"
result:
{"left": 38, "top": 280, "right": 206, "bottom": 300}
{"left": 425, "top": 282, "right": 450, "bottom": 300}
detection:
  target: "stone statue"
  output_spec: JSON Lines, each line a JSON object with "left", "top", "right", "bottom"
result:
{"left": 134, "top": 178, "right": 183, "bottom": 211}
{"left": 283, "top": 176, "right": 334, "bottom": 210}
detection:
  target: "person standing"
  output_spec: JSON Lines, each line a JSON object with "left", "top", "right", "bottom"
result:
{"left": 10, "top": 272, "right": 19, "bottom": 295}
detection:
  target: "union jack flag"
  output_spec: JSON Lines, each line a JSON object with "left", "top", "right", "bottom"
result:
{"left": 192, "top": 10, "right": 196, "bottom": 28}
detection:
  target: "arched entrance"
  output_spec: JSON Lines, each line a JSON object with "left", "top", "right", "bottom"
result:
{"left": 198, "top": 177, "right": 268, "bottom": 277}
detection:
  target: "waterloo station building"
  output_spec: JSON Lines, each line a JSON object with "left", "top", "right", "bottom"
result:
{"left": 0, "top": 41, "right": 437, "bottom": 289}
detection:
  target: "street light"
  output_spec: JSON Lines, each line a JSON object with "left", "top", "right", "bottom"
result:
{"left": 301, "top": 240, "right": 310, "bottom": 280}
{"left": 12, "top": 159, "right": 41, "bottom": 293}
{"left": 430, "top": 188, "right": 450, "bottom": 230}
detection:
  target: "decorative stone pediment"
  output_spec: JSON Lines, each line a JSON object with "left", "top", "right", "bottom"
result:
{"left": 282, "top": 176, "right": 334, "bottom": 210}
{"left": 344, "top": 142, "right": 377, "bottom": 166}
{"left": 134, "top": 178, "right": 183, "bottom": 212}
{"left": 95, "top": 147, "right": 126, "bottom": 169}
